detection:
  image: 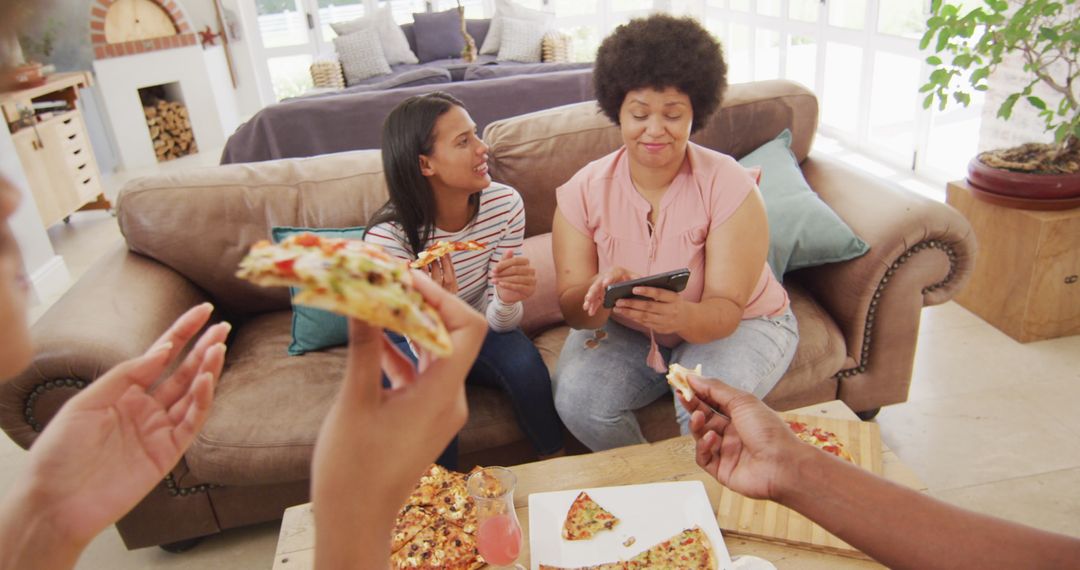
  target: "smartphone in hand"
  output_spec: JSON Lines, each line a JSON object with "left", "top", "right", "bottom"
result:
{"left": 603, "top": 268, "right": 691, "bottom": 309}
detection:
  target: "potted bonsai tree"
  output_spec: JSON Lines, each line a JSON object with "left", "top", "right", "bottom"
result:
{"left": 921, "top": 0, "right": 1079, "bottom": 209}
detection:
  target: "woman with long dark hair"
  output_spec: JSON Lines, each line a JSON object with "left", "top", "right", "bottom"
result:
{"left": 366, "top": 92, "right": 565, "bottom": 464}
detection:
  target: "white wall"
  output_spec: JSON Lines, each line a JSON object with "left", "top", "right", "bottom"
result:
{"left": 978, "top": 52, "right": 1065, "bottom": 152}
{"left": 0, "top": 129, "right": 70, "bottom": 305}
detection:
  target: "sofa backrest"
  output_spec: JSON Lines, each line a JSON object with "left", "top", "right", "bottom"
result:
{"left": 484, "top": 79, "right": 819, "bottom": 238}
{"left": 221, "top": 68, "right": 594, "bottom": 164}
{"left": 117, "top": 150, "right": 388, "bottom": 316}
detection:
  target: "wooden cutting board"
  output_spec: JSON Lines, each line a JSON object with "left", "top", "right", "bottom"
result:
{"left": 714, "top": 412, "right": 883, "bottom": 559}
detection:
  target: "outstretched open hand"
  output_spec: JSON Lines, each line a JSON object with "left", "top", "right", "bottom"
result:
{"left": 16, "top": 303, "right": 228, "bottom": 548}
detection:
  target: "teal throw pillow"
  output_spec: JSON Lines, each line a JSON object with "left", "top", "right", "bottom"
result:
{"left": 270, "top": 226, "right": 365, "bottom": 355}
{"left": 738, "top": 129, "right": 869, "bottom": 282}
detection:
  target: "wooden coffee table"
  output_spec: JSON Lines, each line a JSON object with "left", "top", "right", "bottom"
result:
{"left": 272, "top": 400, "right": 923, "bottom": 569}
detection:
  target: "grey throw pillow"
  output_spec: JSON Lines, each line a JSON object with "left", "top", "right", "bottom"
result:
{"left": 497, "top": 17, "right": 545, "bottom": 63}
{"left": 412, "top": 8, "right": 465, "bottom": 63}
{"left": 330, "top": 6, "right": 418, "bottom": 65}
{"left": 334, "top": 32, "right": 392, "bottom": 86}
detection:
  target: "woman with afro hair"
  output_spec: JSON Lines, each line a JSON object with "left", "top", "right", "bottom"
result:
{"left": 550, "top": 14, "right": 799, "bottom": 451}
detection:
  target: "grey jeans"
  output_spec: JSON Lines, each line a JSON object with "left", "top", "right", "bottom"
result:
{"left": 552, "top": 308, "right": 799, "bottom": 451}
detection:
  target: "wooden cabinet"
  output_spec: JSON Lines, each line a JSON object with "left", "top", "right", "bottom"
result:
{"left": 948, "top": 180, "right": 1080, "bottom": 343}
{"left": 1, "top": 72, "right": 109, "bottom": 228}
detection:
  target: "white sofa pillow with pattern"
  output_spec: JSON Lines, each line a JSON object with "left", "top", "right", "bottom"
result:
{"left": 497, "top": 17, "right": 546, "bottom": 63}
{"left": 334, "top": 31, "right": 392, "bottom": 85}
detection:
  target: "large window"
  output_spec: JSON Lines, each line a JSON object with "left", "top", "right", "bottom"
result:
{"left": 241, "top": 0, "right": 979, "bottom": 185}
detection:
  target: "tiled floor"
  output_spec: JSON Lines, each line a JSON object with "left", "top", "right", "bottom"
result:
{"left": 4, "top": 145, "right": 1079, "bottom": 568}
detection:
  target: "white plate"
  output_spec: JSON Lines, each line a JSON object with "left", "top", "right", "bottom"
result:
{"left": 527, "top": 481, "right": 734, "bottom": 569}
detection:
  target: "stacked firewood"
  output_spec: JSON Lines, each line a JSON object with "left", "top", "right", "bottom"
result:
{"left": 144, "top": 99, "right": 197, "bottom": 161}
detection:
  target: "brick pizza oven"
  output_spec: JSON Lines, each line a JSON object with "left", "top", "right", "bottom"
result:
{"left": 90, "top": 0, "right": 238, "bottom": 169}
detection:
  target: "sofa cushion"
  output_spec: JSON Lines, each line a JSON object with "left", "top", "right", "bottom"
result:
{"left": 759, "top": 281, "right": 846, "bottom": 411}
{"left": 331, "top": 6, "right": 418, "bottom": 65}
{"left": 402, "top": 18, "right": 489, "bottom": 58}
{"left": 186, "top": 312, "right": 345, "bottom": 485}
{"left": 464, "top": 61, "right": 591, "bottom": 81}
{"left": 739, "top": 129, "right": 869, "bottom": 281}
{"left": 413, "top": 8, "right": 466, "bottom": 63}
{"left": 520, "top": 233, "right": 562, "bottom": 336}
{"left": 270, "top": 226, "right": 366, "bottom": 355}
{"left": 497, "top": 17, "right": 545, "bottom": 63}
{"left": 118, "top": 150, "right": 389, "bottom": 316}
{"left": 334, "top": 31, "right": 392, "bottom": 85}
{"left": 480, "top": 0, "right": 554, "bottom": 55}
{"left": 342, "top": 66, "right": 452, "bottom": 91}
{"left": 466, "top": 19, "right": 491, "bottom": 51}
{"left": 484, "top": 80, "right": 819, "bottom": 238}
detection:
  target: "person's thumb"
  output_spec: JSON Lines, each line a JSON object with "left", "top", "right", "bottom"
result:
{"left": 688, "top": 375, "right": 749, "bottom": 415}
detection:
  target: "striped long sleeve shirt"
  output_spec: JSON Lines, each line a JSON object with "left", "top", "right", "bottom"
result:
{"left": 364, "top": 183, "right": 526, "bottom": 332}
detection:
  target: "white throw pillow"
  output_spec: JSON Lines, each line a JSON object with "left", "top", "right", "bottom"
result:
{"left": 331, "top": 6, "right": 419, "bottom": 65}
{"left": 479, "top": 0, "right": 554, "bottom": 56}
{"left": 334, "top": 32, "right": 392, "bottom": 85}
{"left": 497, "top": 17, "right": 545, "bottom": 63}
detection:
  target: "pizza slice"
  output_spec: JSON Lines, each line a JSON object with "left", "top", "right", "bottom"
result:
{"left": 391, "top": 518, "right": 483, "bottom": 569}
{"left": 236, "top": 233, "right": 451, "bottom": 356}
{"left": 630, "top": 527, "right": 715, "bottom": 569}
{"left": 393, "top": 506, "right": 438, "bottom": 553}
{"left": 667, "top": 363, "right": 703, "bottom": 402}
{"left": 562, "top": 491, "right": 620, "bottom": 540}
{"left": 410, "top": 240, "right": 487, "bottom": 269}
{"left": 787, "top": 421, "right": 856, "bottom": 463}
{"left": 540, "top": 527, "right": 715, "bottom": 569}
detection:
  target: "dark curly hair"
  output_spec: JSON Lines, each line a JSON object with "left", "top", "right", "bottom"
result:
{"left": 593, "top": 15, "right": 726, "bottom": 133}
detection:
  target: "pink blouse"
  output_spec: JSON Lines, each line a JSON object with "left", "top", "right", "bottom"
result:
{"left": 556, "top": 142, "right": 789, "bottom": 349}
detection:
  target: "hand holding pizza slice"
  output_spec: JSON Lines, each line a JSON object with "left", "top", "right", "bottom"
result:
{"left": 236, "top": 233, "right": 452, "bottom": 356}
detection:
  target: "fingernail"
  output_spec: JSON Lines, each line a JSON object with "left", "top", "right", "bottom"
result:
{"left": 150, "top": 341, "right": 173, "bottom": 355}
{"left": 215, "top": 342, "right": 228, "bottom": 355}
{"left": 219, "top": 321, "right": 233, "bottom": 334}
{"left": 200, "top": 302, "right": 214, "bottom": 312}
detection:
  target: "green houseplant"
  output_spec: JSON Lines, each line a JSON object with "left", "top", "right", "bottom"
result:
{"left": 920, "top": 0, "right": 1079, "bottom": 207}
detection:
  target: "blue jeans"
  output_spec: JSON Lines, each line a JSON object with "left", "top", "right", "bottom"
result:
{"left": 552, "top": 308, "right": 799, "bottom": 451}
{"left": 386, "top": 328, "right": 564, "bottom": 462}
{"left": 384, "top": 333, "right": 458, "bottom": 470}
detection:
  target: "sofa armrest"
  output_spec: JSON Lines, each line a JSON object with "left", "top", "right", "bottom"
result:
{"left": 788, "top": 155, "right": 977, "bottom": 412}
{"left": 0, "top": 244, "right": 213, "bottom": 449}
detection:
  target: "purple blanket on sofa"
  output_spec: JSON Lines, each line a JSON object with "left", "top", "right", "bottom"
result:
{"left": 219, "top": 69, "right": 595, "bottom": 164}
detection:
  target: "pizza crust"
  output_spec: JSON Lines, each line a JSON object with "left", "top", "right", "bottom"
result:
{"left": 667, "top": 363, "right": 702, "bottom": 401}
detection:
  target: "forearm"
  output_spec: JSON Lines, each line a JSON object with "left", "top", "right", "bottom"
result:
{"left": 0, "top": 486, "right": 85, "bottom": 570}
{"left": 677, "top": 298, "right": 741, "bottom": 344}
{"left": 778, "top": 449, "right": 1080, "bottom": 569}
{"left": 559, "top": 284, "right": 609, "bottom": 330}
{"left": 486, "top": 292, "right": 523, "bottom": 332}
{"left": 313, "top": 476, "right": 397, "bottom": 570}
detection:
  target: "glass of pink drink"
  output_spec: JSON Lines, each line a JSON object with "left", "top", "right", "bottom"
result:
{"left": 467, "top": 466, "right": 525, "bottom": 569}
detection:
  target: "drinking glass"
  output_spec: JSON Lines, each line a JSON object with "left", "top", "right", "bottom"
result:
{"left": 467, "top": 466, "right": 525, "bottom": 570}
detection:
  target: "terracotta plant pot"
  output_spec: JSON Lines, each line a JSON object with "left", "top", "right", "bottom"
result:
{"left": 966, "top": 157, "right": 1080, "bottom": 211}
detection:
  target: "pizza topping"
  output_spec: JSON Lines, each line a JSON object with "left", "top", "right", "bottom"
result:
{"left": 787, "top": 420, "right": 855, "bottom": 463}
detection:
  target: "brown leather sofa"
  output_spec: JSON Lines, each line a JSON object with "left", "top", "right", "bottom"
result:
{"left": 0, "top": 80, "right": 976, "bottom": 550}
